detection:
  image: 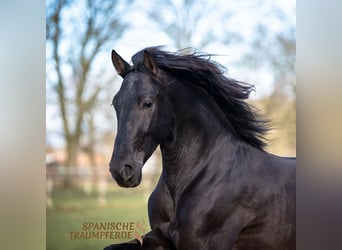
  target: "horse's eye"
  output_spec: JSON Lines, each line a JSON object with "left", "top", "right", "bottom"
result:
{"left": 143, "top": 101, "right": 153, "bottom": 109}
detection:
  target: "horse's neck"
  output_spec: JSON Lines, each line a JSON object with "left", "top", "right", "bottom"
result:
{"left": 159, "top": 81, "right": 242, "bottom": 192}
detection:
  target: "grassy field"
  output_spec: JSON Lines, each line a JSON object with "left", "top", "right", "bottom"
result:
{"left": 47, "top": 187, "right": 151, "bottom": 250}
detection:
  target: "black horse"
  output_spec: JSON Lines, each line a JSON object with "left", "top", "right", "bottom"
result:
{"left": 105, "top": 47, "right": 295, "bottom": 250}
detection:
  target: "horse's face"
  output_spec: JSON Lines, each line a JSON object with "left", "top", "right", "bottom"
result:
{"left": 109, "top": 50, "right": 173, "bottom": 187}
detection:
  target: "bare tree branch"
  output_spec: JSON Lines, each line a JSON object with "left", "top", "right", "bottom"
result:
{"left": 46, "top": 0, "right": 134, "bottom": 179}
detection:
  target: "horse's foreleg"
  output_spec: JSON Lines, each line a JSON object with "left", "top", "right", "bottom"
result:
{"left": 103, "top": 231, "right": 173, "bottom": 250}
{"left": 141, "top": 230, "right": 174, "bottom": 250}
{"left": 103, "top": 239, "right": 141, "bottom": 250}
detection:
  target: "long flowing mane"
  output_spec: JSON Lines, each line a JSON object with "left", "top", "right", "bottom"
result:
{"left": 131, "top": 47, "right": 269, "bottom": 150}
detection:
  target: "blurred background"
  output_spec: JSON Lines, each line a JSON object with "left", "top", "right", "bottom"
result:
{"left": 45, "top": 0, "right": 295, "bottom": 249}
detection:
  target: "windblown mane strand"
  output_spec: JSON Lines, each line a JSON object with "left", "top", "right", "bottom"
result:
{"left": 132, "top": 47, "right": 269, "bottom": 150}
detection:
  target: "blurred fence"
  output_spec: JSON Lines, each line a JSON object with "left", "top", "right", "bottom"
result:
{"left": 46, "top": 156, "right": 161, "bottom": 208}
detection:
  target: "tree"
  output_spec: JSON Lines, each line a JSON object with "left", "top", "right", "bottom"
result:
{"left": 245, "top": 24, "right": 296, "bottom": 99}
{"left": 147, "top": 0, "right": 239, "bottom": 51}
{"left": 46, "top": 0, "right": 134, "bottom": 185}
{"left": 241, "top": 4, "right": 296, "bottom": 154}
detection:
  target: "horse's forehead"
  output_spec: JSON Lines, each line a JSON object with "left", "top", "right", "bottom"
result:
{"left": 121, "top": 72, "right": 157, "bottom": 94}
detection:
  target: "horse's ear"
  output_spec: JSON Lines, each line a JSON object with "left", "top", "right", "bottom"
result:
{"left": 143, "top": 50, "right": 158, "bottom": 75}
{"left": 111, "top": 50, "right": 130, "bottom": 78}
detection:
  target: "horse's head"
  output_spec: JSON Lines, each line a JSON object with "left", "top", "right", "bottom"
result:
{"left": 109, "top": 50, "right": 173, "bottom": 187}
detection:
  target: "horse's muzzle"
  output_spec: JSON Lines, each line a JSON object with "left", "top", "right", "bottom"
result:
{"left": 109, "top": 163, "right": 142, "bottom": 188}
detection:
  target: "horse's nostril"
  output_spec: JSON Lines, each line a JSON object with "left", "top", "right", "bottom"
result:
{"left": 120, "top": 164, "right": 133, "bottom": 181}
{"left": 124, "top": 164, "right": 132, "bottom": 170}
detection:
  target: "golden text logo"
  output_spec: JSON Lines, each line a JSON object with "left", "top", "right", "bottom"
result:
{"left": 69, "top": 220, "right": 148, "bottom": 241}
